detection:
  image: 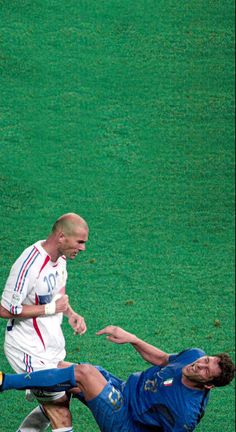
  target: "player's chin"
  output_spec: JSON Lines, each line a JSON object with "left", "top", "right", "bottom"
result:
{"left": 69, "top": 253, "right": 79, "bottom": 259}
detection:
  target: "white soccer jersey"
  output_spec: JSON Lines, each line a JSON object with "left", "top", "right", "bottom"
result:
{"left": 1, "top": 240, "right": 68, "bottom": 367}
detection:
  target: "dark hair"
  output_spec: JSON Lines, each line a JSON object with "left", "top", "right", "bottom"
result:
{"left": 210, "top": 353, "right": 235, "bottom": 387}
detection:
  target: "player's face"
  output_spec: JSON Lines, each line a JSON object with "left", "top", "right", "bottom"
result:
{"left": 60, "top": 226, "right": 88, "bottom": 259}
{"left": 182, "top": 356, "right": 221, "bottom": 385}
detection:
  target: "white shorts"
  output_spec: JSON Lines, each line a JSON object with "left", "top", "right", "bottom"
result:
{"left": 4, "top": 343, "right": 66, "bottom": 402}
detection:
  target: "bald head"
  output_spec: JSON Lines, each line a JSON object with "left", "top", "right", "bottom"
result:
{"left": 52, "top": 213, "right": 88, "bottom": 236}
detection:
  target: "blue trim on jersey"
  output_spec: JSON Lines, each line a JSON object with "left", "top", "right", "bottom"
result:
{"left": 7, "top": 319, "right": 15, "bottom": 331}
{"left": 37, "top": 294, "right": 53, "bottom": 304}
{"left": 14, "top": 247, "right": 36, "bottom": 292}
{"left": 18, "top": 252, "right": 40, "bottom": 294}
{"left": 23, "top": 353, "right": 33, "bottom": 373}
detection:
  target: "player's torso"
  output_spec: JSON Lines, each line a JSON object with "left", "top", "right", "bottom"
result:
{"left": 31, "top": 254, "right": 67, "bottom": 305}
{"left": 4, "top": 242, "right": 68, "bottom": 361}
{"left": 125, "top": 351, "right": 206, "bottom": 431}
{"left": 126, "top": 366, "right": 183, "bottom": 425}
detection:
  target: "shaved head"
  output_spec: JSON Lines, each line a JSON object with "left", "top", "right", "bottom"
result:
{"left": 52, "top": 213, "right": 88, "bottom": 236}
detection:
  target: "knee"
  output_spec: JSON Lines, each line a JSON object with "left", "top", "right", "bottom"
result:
{"left": 74, "top": 364, "right": 95, "bottom": 383}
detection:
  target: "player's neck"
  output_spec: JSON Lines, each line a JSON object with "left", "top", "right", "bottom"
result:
{"left": 182, "top": 376, "right": 206, "bottom": 391}
{"left": 41, "top": 237, "right": 60, "bottom": 262}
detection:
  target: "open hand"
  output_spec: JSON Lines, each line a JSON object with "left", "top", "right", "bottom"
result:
{"left": 96, "top": 325, "right": 137, "bottom": 344}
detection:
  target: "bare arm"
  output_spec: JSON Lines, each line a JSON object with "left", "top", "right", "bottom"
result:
{"left": 97, "top": 325, "right": 169, "bottom": 366}
{"left": 0, "top": 303, "right": 46, "bottom": 318}
{"left": 0, "top": 296, "right": 69, "bottom": 319}
{"left": 64, "top": 304, "right": 87, "bottom": 335}
{"left": 0, "top": 297, "right": 87, "bottom": 335}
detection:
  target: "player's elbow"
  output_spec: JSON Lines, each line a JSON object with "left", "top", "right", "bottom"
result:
{"left": 161, "top": 354, "right": 170, "bottom": 366}
{"left": 153, "top": 353, "right": 169, "bottom": 367}
{"left": 0, "top": 304, "right": 12, "bottom": 318}
{"left": 0, "top": 304, "right": 7, "bottom": 318}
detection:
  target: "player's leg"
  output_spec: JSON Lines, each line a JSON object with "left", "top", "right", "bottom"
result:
{"left": 33, "top": 389, "right": 73, "bottom": 431}
{"left": 41, "top": 394, "right": 72, "bottom": 431}
{"left": 1, "top": 364, "right": 108, "bottom": 397}
{"left": 0, "top": 365, "right": 76, "bottom": 392}
{"left": 3, "top": 345, "right": 51, "bottom": 432}
{"left": 42, "top": 398, "right": 72, "bottom": 430}
{"left": 1, "top": 363, "right": 75, "bottom": 431}
{"left": 72, "top": 365, "right": 130, "bottom": 432}
{"left": 1, "top": 367, "right": 76, "bottom": 431}
{"left": 72, "top": 364, "right": 108, "bottom": 401}
{"left": 17, "top": 395, "right": 73, "bottom": 432}
{"left": 1, "top": 364, "right": 107, "bottom": 403}
{"left": 1, "top": 366, "right": 130, "bottom": 431}
{"left": 16, "top": 406, "right": 50, "bottom": 432}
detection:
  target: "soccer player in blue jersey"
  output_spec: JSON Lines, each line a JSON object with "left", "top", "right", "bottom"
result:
{"left": 1, "top": 325, "right": 235, "bottom": 431}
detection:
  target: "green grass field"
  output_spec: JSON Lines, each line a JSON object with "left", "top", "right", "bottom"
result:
{"left": 0, "top": 1, "right": 235, "bottom": 431}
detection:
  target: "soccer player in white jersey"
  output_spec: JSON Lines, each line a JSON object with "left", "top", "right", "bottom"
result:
{"left": 0, "top": 212, "right": 89, "bottom": 432}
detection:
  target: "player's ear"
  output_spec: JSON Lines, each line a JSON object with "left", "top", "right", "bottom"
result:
{"left": 58, "top": 231, "right": 66, "bottom": 242}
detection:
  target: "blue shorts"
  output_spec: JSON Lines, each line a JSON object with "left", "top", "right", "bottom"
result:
{"left": 73, "top": 366, "right": 139, "bottom": 432}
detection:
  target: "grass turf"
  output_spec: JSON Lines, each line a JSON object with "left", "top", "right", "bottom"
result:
{"left": 0, "top": 1, "right": 235, "bottom": 431}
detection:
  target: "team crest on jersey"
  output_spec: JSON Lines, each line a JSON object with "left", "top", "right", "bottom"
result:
{"left": 163, "top": 378, "right": 174, "bottom": 386}
{"left": 144, "top": 378, "right": 158, "bottom": 392}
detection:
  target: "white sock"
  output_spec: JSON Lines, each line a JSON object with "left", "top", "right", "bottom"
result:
{"left": 17, "top": 405, "right": 50, "bottom": 432}
{"left": 52, "top": 428, "right": 73, "bottom": 432}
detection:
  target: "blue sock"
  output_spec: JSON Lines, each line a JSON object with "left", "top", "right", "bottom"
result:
{"left": 2, "top": 365, "right": 76, "bottom": 392}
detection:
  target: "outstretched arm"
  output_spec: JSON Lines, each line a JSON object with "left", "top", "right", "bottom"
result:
{"left": 97, "top": 325, "right": 169, "bottom": 366}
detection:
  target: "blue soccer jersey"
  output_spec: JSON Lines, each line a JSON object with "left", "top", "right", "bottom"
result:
{"left": 74, "top": 349, "right": 210, "bottom": 432}
{"left": 124, "top": 348, "right": 210, "bottom": 431}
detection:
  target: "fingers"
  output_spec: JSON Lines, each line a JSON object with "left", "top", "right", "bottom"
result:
{"left": 75, "top": 319, "right": 87, "bottom": 335}
{"left": 70, "top": 314, "right": 87, "bottom": 335}
{"left": 96, "top": 326, "right": 124, "bottom": 344}
{"left": 78, "top": 323, "right": 87, "bottom": 335}
{"left": 96, "top": 326, "right": 135, "bottom": 345}
{"left": 96, "top": 325, "right": 116, "bottom": 336}
{"left": 106, "top": 336, "right": 118, "bottom": 343}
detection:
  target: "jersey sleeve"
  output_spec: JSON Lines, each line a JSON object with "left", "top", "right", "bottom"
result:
{"left": 1, "top": 247, "right": 40, "bottom": 315}
{"left": 168, "top": 348, "right": 206, "bottom": 364}
{"left": 168, "top": 353, "right": 178, "bottom": 363}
